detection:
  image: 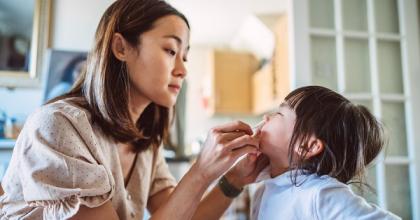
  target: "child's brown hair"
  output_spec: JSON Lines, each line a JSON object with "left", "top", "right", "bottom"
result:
{"left": 285, "top": 86, "right": 384, "bottom": 187}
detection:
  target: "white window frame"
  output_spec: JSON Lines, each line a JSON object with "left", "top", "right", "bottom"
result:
{"left": 289, "top": 0, "right": 420, "bottom": 219}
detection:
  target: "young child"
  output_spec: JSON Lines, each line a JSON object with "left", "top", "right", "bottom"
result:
{"left": 251, "top": 86, "right": 400, "bottom": 220}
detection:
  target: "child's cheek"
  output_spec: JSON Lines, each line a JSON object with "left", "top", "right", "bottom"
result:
{"left": 258, "top": 130, "right": 277, "bottom": 154}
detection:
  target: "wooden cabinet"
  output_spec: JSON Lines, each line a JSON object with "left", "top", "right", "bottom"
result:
{"left": 253, "top": 14, "right": 291, "bottom": 114}
{"left": 211, "top": 50, "right": 259, "bottom": 114}
{"left": 252, "top": 63, "right": 274, "bottom": 114}
{"left": 193, "top": 14, "right": 291, "bottom": 116}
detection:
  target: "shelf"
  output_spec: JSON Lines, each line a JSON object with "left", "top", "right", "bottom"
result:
{"left": 0, "top": 139, "right": 15, "bottom": 149}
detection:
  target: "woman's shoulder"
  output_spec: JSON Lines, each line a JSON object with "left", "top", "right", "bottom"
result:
{"left": 28, "top": 97, "right": 91, "bottom": 127}
{"left": 15, "top": 97, "right": 106, "bottom": 164}
{"left": 20, "top": 98, "right": 96, "bottom": 148}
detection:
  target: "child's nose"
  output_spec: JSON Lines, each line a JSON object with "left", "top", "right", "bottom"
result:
{"left": 263, "top": 114, "right": 271, "bottom": 121}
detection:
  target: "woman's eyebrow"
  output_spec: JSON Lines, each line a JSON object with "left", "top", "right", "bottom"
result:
{"left": 163, "top": 34, "right": 190, "bottom": 50}
{"left": 163, "top": 34, "right": 182, "bottom": 45}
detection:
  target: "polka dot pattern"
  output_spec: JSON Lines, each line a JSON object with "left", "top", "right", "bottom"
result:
{"left": 0, "top": 99, "right": 177, "bottom": 219}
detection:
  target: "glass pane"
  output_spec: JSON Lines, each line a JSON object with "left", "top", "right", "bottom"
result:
{"left": 385, "top": 165, "right": 412, "bottom": 219}
{"left": 345, "top": 38, "right": 370, "bottom": 93}
{"left": 311, "top": 36, "right": 337, "bottom": 90}
{"left": 377, "top": 41, "right": 403, "bottom": 94}
{"left": 375, "top": 0, "right": 399, "bottom": 33}
{"left": 352, "top": 165, "right": 378, "bottom": 204}
{"left": 342, "top": 0, "right": 368, "bottom": 31}
{"left": 310, "top": 0, "right": 335, "bottom": 29}
{"left": 382, "top": 101, "right": 408, "bottom": 156}
{"left": 351, "top": 100, "right": 373, "bottom": 112}
{"left": 365, "top": 166, "right": 378, "bottom": 204}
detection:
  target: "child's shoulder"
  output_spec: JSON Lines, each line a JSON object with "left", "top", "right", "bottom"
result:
{"left": 296, "top": 172, "right": 348, "bottom": 192}
{"left": 310, "top": 175, "right": 401, "bottom": 219}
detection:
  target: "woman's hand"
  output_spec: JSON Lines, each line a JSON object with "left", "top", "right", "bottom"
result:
{"left": 224, "top": 153, "right": 269, "bottom": 189}
{"left": 224, "top": 120, "right": 269, "bottom": 188}
{"left": 191, "top": 121, "right": 260, "bottom": 184}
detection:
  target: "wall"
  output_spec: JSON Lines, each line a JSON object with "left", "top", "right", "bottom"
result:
{"left": 0, "top": 0, "right": 114, "bottom": 118}
{"left": 0, "top": 0, "right": 267, "bottom": 150}
{"left": 50, "top": 0, "right": 114, "bottom": 51}
{"left": 184, "top": 46, "right": 262, "bottom": 154}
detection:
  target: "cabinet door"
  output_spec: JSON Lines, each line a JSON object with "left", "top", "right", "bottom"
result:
{"left": 213, "top": 50, "right": 258, "bottom": 114}
{"left": 292, "top": 0, "right": 420, "bottom": 219}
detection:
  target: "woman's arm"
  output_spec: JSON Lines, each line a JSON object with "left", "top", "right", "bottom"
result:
{"left": 70, "top": 201, "right": 120, "bottom": 220}
{"left": 148, "top": 173, "right": 230, "bottom": 220}
{"left": 191, "top": 154, "right": 268, "bottom": 220}
{"left": 148, "top": 121, "right": 260, "bottom": 220}
{"left": 148, "top": 154, "right": 268, "bottom": 220}
{"left": 148, "top": 165, "right": 212, "bottom": 220}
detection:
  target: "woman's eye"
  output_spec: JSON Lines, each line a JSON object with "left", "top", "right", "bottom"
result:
{"left": 165, "top": 49, "right": 176, "bottom": 56}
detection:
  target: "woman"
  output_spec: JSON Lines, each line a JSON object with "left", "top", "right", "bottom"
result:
{"left": 0, "top": 0, "right": 267, "bottom": 219}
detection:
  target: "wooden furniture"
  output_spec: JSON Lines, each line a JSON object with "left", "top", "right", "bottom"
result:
{"left": 205, "top": 14, "right": 291, "bottom": 115}
{"left": 211, "top": 50, "right": 259, "bottom": 114}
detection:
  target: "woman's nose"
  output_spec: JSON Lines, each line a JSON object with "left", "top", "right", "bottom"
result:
{"left": 174, "top": 58, "right": 187, "bottom": 78}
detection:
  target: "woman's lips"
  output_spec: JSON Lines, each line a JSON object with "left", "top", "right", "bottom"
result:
{"left": 168, "top": 84, "right": 181, "bottom": 93}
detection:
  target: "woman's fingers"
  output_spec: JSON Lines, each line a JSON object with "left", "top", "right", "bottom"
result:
{"left": 254, "top": 155, "right": 269, "bottom": 173}
{"left": 212, "top": 121, "right": 252, "bottom": 135}
{"left": 224, "top": 135, "right": 259, "bottom": 151}
{"left": 231, "top": 146, "right": 258, "bottom": 160}
{"left": 194, "top": 120, "right": 261, "bottom": 182}
{"left": 218, "top": 131, "right": 247, "bottom": 142}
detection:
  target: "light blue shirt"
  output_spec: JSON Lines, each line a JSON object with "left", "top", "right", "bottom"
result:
{"left": 251, "top": 170, "right": 400, "bottom": 220}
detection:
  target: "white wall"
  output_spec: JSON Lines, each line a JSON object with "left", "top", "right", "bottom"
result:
{"left": 0, "top": 88, "right": 43, "bottom": 117}
{"left": 169, "top": 0, "right": 287, "bottom": 46}
{"left": 0, "top": 0, "right": 114, "bottom": 118}
{"left": 51, "top": 0, "right": 114, "bottom": 51}
{"left": 0, "top": 0, "right": 283, "bottom": 148}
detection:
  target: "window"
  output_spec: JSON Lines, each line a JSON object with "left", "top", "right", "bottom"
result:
{"left": 292, "top": 0, "right": 420, "bottom": 219}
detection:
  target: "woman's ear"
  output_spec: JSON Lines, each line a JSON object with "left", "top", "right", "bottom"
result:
{"left": 294, "top": 136, "right": 324, "bottom": 159}
{"left": 111, "top": 33, "right": 129, "bottom": 61}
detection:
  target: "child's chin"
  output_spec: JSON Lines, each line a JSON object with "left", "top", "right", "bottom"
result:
{"left": 258, "top": 145, "right": 269, "bottom": 154}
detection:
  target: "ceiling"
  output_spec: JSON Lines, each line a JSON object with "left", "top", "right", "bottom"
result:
{"left": 168, "top": 0, "right": 288, "bottom": 46}
{"left": 0, "top": 0, "right": 288, "bottom": 46}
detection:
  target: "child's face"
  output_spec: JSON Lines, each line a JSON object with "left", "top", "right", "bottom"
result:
{"left": 259, "top": 103, "right": 296, "bottom": 169}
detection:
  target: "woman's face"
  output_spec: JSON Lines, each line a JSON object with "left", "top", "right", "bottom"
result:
{"left": 259, "top": 103, "right": 296, "bottom": 168}
{"left": 125, "top": 15, "right": 190, "bottom": 108}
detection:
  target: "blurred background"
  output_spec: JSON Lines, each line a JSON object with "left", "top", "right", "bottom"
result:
{"left": 0, "top": 0, "right": 420, "bottom": 219}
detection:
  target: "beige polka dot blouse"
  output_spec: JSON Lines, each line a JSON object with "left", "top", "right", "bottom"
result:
{"left": 0, "top": 99, "right": 176, "bottom": 219}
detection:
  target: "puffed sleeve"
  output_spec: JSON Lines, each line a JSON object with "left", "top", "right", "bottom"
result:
{"left": 149, "top": 146, "right": 177, "bottom": 197}
{"left": 17, "top": 105, "right": 115, "bottom": 219}
{"left": 315, "top": 184, "right": 401, "bottom": 220}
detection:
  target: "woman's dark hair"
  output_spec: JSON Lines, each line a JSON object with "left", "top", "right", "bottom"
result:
{"left": 285, "top": 86, "right": 384, "bottom": 188}
{"left": 48, "top": 0, "right": 190, "bottom": 152}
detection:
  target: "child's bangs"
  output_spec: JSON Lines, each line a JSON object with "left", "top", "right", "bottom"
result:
{"left": 284, "top": 88, "right": 309, "bottom": 110}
